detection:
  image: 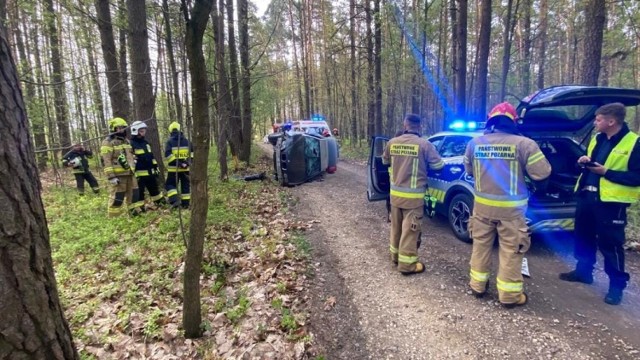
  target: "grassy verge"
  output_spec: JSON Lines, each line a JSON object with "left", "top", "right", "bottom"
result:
{"left": 46, "top": 146, "right": 315, "bottom": 358}
{"left": 337, "top": 138, "right": 369, "bottom": 163}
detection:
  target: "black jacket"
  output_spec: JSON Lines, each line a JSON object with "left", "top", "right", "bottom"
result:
{"left": 131, "top": 136, "right": 158, "bottom": 176}
{"left": 164, "top": 132, "right": 193, "bottom": 170}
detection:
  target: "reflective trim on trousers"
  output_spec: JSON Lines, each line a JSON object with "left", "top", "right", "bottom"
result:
{"left": 167, "top": 189, "right": 179, "bottom": 197}
{"left": 390, "top": 245, "right": 398, "bottom": 254}
{"left": 181, "top": 194, "right": 191, "bottom": 200}
{"left": 129, "top": 201, "right": 144, "bottom": 210}
{"left": 497, "top": 278, "right": 523, "bottom": 292}
{"left": 470, "top": 269, "right": 490, "bottom": 282}
{"left": 150, "top": 194, "right": 164, "bottom": 202}
{"left": 398, "top": 254, "right": 417, "bottom": 264}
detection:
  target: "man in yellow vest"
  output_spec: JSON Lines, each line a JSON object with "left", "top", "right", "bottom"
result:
{"left": 464, "top": 102, "right": 551, "bottom": 308}
{"left": 559, "top": 103, "right": 640, "bottom": 305}
{"left": 382, "top": 114, "right": 444, "bottom": 275}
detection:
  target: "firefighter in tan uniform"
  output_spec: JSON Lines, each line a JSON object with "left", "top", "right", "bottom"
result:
{"left": 382, "top": 114, "right": 444, "bottom": 275}
{"left": 463, "top": 103, "right": 551, "bottom": 308}
{"left": 101, "top": 117, "right": 144, "bottom": 217}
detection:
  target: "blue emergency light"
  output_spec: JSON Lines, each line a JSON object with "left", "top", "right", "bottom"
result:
{"left": 311, "top": 114, "right": 325, "bottom": 122}
{"left": 449, "top": 120, "right": 477, "bottom": 131}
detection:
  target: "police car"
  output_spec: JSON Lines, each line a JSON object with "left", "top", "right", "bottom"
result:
{"left": 367, "top": 86, "right": 640, "bottom": 242}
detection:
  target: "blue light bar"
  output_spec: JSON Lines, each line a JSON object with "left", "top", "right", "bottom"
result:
{"left": 448, "top": 119, "right": 478, "bottom": 131}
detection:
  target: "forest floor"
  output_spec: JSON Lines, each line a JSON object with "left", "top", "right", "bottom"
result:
{"left": 293, "top": 154, "right": 640, "bottom": 360}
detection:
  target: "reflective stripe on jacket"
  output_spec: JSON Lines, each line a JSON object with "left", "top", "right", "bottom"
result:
{"left": 164, "top": 132, "right": 193, "bottom": 173}
{"left": 131, "top": 137, "right": 158, "bottom": 177}
{"left": 575, "top": 132, "right": 640, "bottom": 203}
{"left": 463, "top": 131, "right": 551, "bottom": 219}
{"left": 101, "top": 136, "right": 135, "bottom": 178}
{"left": 382, "top": 133, "right": 444, "bottom": 209}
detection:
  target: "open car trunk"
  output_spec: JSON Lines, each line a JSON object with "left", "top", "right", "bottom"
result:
{"left": 528, "top": 137, "right": 583, "bottom": 206}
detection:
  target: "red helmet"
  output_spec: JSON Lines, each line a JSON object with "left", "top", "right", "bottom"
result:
{"left": 332, "top": 128, "right": 339, "bottom": 135}
{"left": 488, "top": 102, "right": 518, "bottom": 122}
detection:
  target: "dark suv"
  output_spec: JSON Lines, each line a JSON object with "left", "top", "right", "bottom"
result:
{"left": 367, "top": 86, "right": 640, "bottom": 242}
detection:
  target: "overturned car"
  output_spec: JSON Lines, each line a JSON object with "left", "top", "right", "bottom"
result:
{"left": 268, "top": 121, "right": 339, "bottom": 186}
{"left": 367, "top": 86, "right": 640, "bottom": 242}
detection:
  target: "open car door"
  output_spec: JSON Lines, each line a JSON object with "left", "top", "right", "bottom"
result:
{"left": 367, "top": 136, "right": 390, "bottom": 201}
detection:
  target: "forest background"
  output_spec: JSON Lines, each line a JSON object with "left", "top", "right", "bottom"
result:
{"left": 2, "top": 0, "right": 640, "bottom": 357}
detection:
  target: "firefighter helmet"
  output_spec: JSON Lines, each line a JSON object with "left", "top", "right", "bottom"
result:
{"left": 108, "top": 117, "right": 128, "bottom": 131}
{"left": 168, "top": 121, "right": 181, "bottom": 133}
{"left": 332, "top": 128, "right": 339, "bottom": 136}
{"left": 131, "top": 121, "right": 147, "bottom": 135}
{"left": 488, "top": 102, "right": 518, "bottom": 122}
{"left": 69, "top": 157, "right": 82, "bottom": 167}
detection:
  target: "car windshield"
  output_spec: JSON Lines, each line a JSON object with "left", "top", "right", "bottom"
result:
{"left": 522, "top": 104, "right": 594, "bottom": 123}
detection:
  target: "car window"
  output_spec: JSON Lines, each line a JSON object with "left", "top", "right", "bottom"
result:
{"left": 440, "top": 136, "right": 471, "bottom": 158}
{"left": 428, "top": 136, "right": 445, "bottom": 152}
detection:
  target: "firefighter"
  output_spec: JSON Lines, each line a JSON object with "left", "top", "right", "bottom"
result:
{"left": 164, "top": 122, "right": 192, "bottom": 209}
{"left": 62, "top": 143, "right": 100, "bottom": 195}
{"left": 559, "top": 103, "right": 640, "bottom": 305}
{"left": 382, "top": 114, "right": 444, "bottom": 275}
{"left": 101, "top": 117, "right": 144, "bottom": 217}
{"left": 130, "top": 121, "right": 166, "bottom": 207}
{"left": 463, "top": 102, "right": 551, "bottom": 308}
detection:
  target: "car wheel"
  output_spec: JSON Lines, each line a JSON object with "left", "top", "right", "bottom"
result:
{"left": 448, "top": 193, "right": 473, "bottom": 243}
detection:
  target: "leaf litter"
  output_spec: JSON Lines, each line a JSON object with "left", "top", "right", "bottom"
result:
{"left": 45, "top": 160, "right": 318, "bottom": 359}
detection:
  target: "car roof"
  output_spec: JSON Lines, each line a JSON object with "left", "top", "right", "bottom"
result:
{"left": 428, "top": 131, "right": 483, "bottom": 138}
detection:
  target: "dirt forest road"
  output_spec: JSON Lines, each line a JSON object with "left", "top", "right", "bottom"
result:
{"left": 286, "top": 158, "right": 640, "bottom": 360}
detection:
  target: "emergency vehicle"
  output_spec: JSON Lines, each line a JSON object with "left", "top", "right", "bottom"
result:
{"left": 367, "top": 86, "right": 640, "bottom": 242}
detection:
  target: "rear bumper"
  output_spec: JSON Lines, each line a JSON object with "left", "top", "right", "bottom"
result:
{"left": 526, "top": 204, "right": 576, "bottom": 232}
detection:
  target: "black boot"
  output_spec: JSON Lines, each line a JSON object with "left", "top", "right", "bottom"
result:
{"left": 604, "top": 288, "right": 623, "bottom": 305}
{"left": 558, "top": 270, "right": 593, "bottom": 284}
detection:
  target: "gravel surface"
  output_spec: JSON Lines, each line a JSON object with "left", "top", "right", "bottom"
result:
{"left": 288, "top": 158, "right": 640, "bottom": 360}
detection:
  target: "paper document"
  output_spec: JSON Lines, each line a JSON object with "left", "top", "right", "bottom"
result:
{"left": 521, "top": 257, "right": 531, "bottom": 278}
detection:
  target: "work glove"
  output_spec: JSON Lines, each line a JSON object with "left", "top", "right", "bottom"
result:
{"left": 152, "top": 167, "right": 160, "bottom": 176}
{"left": 180, "top": 162, "right": 189, "bottom": 169}
{"left": 109, "top": 177, "right": 120, "bottom": 186}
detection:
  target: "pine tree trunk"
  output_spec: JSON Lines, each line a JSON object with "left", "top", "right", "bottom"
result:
{"left": 287, "top": 0, "right": 304, "bottom": 119}
{"left": 0, "top": 20, "right": 78, "bottom": 359}
{"left": 520, "top": 0, "right": 531, "bottom": 95}
{"left": 162, "top": 0, "right": 183, "bottom": 123}
{"left": 349, "top": 0, "right": 357, "bottom": 142}
{"left": 127, "top": 0, "right": 165, "bottom": 178}
{"left": 80, "top": 19, "right": 106, "bottom": 130}
{"left": 374, "top": 0, "right": 382, "bottom": 135}
{"left": 118, "top": 0, "right": 133, "bottom": 118}
{"left": 213, "top": 0, "right": 229, "bottom": 179}
{"left": 13, "top": 7, "right": 48, "bottom": 170}
{"left": 366, "top": 0, "right": 375, "bottom": 139}
{"left": 226, "top": 0, "right": 242, "bottom": 158}
{"left": 95, "top": 0, "right": 130, "bottom": 119}
{"left": 456, "top": 0, "right": 468, "bottom": 118}
{"left": 183, "top": 0, "right": 213, "bottom": 339}
{"left": 473, "top": 0, "right": 491, "bottom": 118}
{"left": 581, "top": 0, "right": 606, "bottom": 85}
{"left": 44, "top": 0, "right": 71, "bottom": 150}
{"left": 536, "top": 0, "right": 548, "bottom": 89}
{"left": 239, "top": 0, "right": 252, "bottom": 163}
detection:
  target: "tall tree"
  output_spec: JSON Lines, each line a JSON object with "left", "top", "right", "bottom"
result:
{"left": 95, "top": 0, "right": 130, "bottom": 119}
{"left": 373, "top": 0, "right": 382, "bottom": 135}
{"left": 226, "top": 0, "right": 242, "bottom": 157}
{"left": 0, "top": 12, "right": 78, "bottom": 358}
{"left": 181, "top": 0, "right": 213, "bottom": 339}
{"left": 44, "top": 0, "right": 71, "bottom": 149}
{"left": 239, "top": 0, "right": 252, "bottom": 162}
{"left": 499, "top": 0, "right": 520, "bottom": 100}
{"left": 118, "top": 0, "right": 133, "bottom": 117}
{"left": 349, "top": 0, "right": 357, "bottom": 141}
{"left": 536, "top": 0, "right": 548, "bottom": 89}
{"left": 453, "top": 0, "right": 467, "bottom": 118}
{"left": 213, "top": 0, "right": 229, "bottom": 179}
{"left": 366, "top": 0, "right": 375, "bottom": 139}
{"left": 287, "top": 0, "right": 303, "bottom": 118}
{"left": 581, "top": 0, "right": 606, "bottom": 85}
{"left": 520, "top": 0, "right": 532, "bottom": 95}
{"left": 473, "top": 0, "right": 491, "bottom": 117}
{"left": 127, "top": 0, "right": 165, "bottom": 177}
{"left": 162, "top": 0, "right": 183, "bottom": 123}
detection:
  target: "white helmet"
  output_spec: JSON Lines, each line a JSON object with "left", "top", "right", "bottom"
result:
{"left": 69, "top": 157, "right": 82, "bottom": 167}
{"left": 131, "top": 121, "right": 147, "bottom": 135}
